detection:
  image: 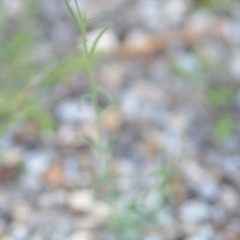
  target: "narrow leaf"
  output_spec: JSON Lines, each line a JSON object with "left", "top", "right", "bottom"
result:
{"left": 65, "top": 0, "right": 82, "bottom": 29}
{"left": 89, "top": 27, "right": 109, "bottom": 59}
{"left": 87, "top": 12, "right": 105, "bottom": 23}
{"left": 84, "top": 134, "right": 96, "bottom": 146}
{"left": 98, "top": 85, "right": 114, "bottom": 104}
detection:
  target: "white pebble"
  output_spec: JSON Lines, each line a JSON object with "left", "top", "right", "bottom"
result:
{"left": 69, "top": 231, "right": 93, "bottom": 240}
{"left": 180, "top": 200, "right": 210, "bottom": 224}
{"left": 68, "top": 189, "right": 95, "bottom": 213}
{"left": 55, "top": 100, "right": 95, "bottom": 124}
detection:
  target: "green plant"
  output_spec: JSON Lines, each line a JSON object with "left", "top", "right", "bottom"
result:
{"left": 108, "top": 163, "right": 177, "bottom": 240}
{"left": 65, "top": 3, "right": 179, "bottom": 240}
{"left": 171, "top": 47, "right": 237, "bottom": 143}
{"left": 213, "top": 114, "right": 234, "bottom": 142}
{"left": 207, "top": 82, "right": 236, "bottom": 141}
{"left": 65, "top": 0, "right": 113, "bottom": 185}
{"left": 196, "top": 0, "right": 236, "bottom": 11}
{"left": 0, "top": 1, "right": 92, "bottom": 133}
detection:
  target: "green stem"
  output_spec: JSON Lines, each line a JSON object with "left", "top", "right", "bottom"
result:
{"left": 67, "top": 0, "right": 111, "bottom": 186}
{"left": 79, "top": 13, "right": 109, "bottom": 177}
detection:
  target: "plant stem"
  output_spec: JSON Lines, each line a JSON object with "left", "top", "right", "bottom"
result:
{"left": 66, "top": 0, "right": 111, "bottom": 189}
{"left": 77, "top": 4, "right": 110, "bottom": 178}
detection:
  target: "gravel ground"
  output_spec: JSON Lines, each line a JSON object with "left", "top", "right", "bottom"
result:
{"left": 1, "top": 0, "right": 240, "bottom": 240}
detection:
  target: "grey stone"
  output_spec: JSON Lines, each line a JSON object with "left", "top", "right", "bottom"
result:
{"left": 197, "top": 181, "right": 220, "bottom": 202}
{"left": 180, "top": 200, "right": 210, "bottom": 224}
{"left": 55, "top": 100, "right": 95, "bottom": 124}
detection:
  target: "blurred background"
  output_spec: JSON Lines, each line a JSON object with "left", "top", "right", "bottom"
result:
{"left": 0, "top": 0, "right": 240, "bottom": 239}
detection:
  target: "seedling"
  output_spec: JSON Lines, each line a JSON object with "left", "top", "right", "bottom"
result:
{"left": 65, "top": 0, "right": 114, "bottom": 187}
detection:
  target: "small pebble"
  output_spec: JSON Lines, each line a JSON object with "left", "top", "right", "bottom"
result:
{"left": 180, "top": 200, "right": 210, "bottom": 224}
{"left": 68, "top": 189, "right": 95, "bottom": 213}
{"left": 10, "top": 224, "right": 28, "bottom": 240}
{"left": 220, "top": 185, "right": 239, "bottom": 212}
{"left": 185, "top": 225, "right": 214, "bottom": 240}
{"left": 229, "top": 51, "right": 240, "bottom": 79}
{"left": 55, "top": 100, "right": 95, "bottom": 124}
{"left": 69, "top": 231, "right": 93, "bottom": 240}
{"left": 196, "top": 181, "right": 220, "bottom": 202}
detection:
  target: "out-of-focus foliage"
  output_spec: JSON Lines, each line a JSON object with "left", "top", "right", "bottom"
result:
{"left": 108, "top": 164, "right": 176, "bottom": 240}
{"left": 0, "top": 0, "right": 86, "bottom": 133}
{"left": 197, "top": 0, "right": 236, "bottom": 11}
{"left": 172, "top": 48, "right": 238, "bottom": 143}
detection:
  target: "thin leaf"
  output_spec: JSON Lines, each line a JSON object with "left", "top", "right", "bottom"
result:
{"left": 84, "top": 134, "right": 96, "bottom": 146}
{"left": 150, "top": 165, "right": 173, "bottom": 178}
{"left": 98, "top": 85, "right": 114, "bottom": 104}
{"left": 89, "top": 27, "right": 109, "bottom": 59}
{"left": 73, "top": 0, "right": 82, "bottom": 19}
{"left": 87, "top": 12, "right": 105, "bottom": 23}
{"left": 65, "top": 0, "right": 82, "bottom": 29}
